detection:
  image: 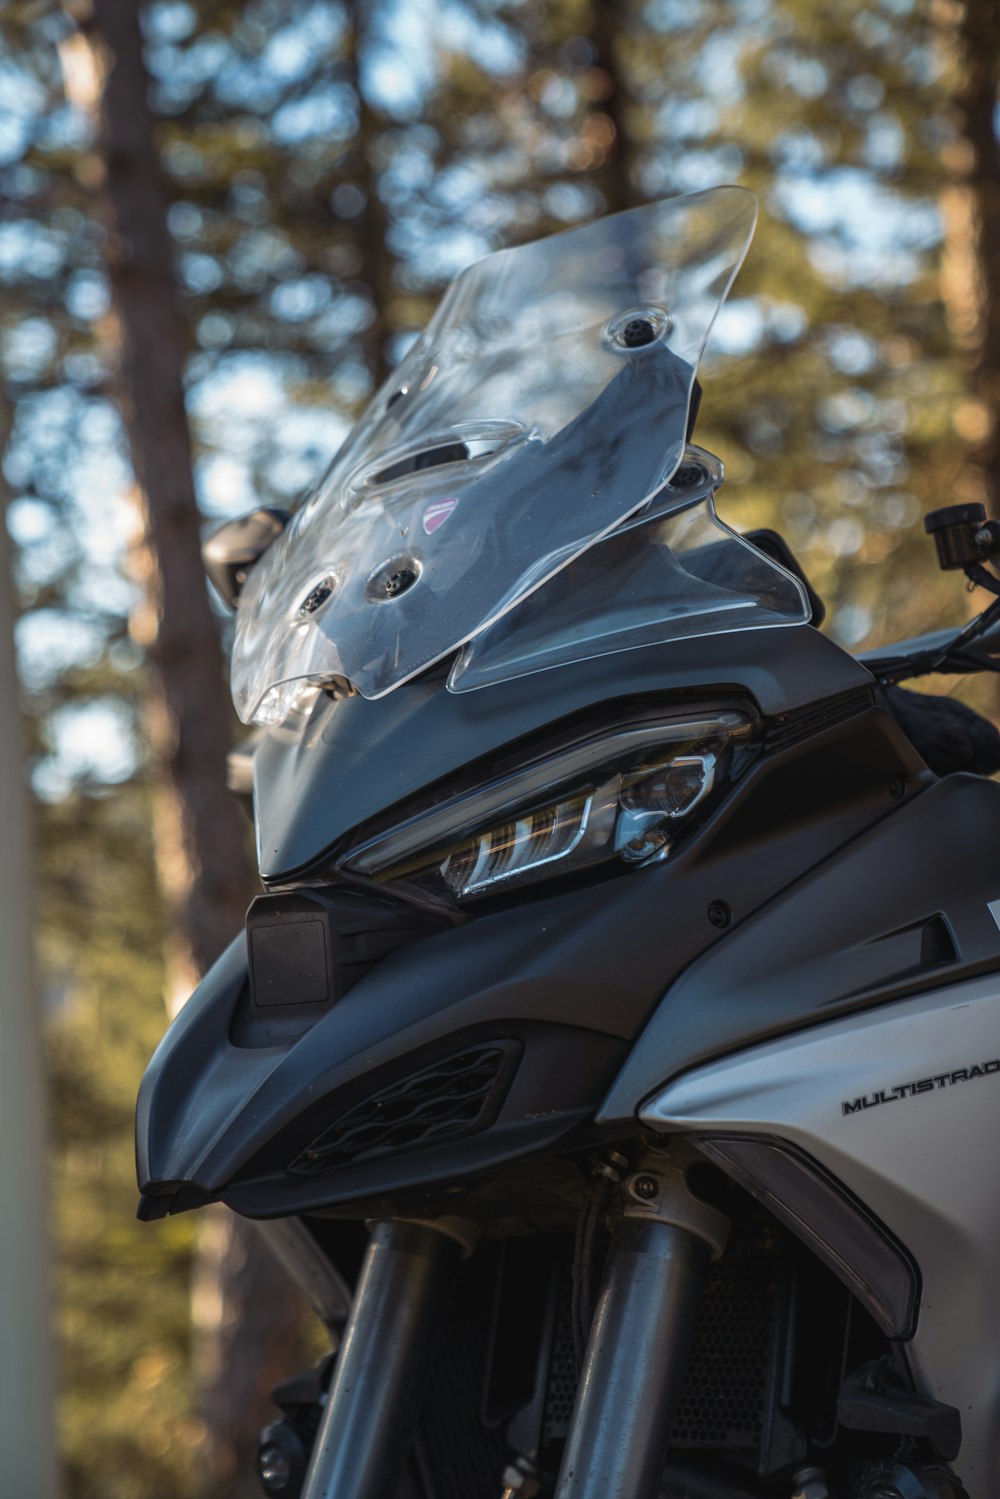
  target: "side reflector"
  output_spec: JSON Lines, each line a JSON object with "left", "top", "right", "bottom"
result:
{"left": 694, "top": 1134, "right": 919, "bottom": 1339}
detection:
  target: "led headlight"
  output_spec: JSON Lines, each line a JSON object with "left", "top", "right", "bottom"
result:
{"left": 343, "top": 712, "right": 750, "bottom": 902}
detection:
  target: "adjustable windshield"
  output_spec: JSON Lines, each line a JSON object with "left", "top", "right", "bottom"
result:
{"left": 231, "top": 186, "right": 757, "bottom": 721}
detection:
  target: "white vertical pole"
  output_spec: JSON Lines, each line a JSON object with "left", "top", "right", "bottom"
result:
{"left": 0, "top": 505, "right": 59, "bottom": 1495}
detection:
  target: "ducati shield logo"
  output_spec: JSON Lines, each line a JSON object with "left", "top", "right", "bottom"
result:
{"left": 422, "top": 498, "right": 459, "bottom": 535}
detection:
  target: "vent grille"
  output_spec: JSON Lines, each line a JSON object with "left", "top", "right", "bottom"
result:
{"left": 542, "top": 1277, "right": 578, "bottom": 1443}
{"left": 764, "top": 686, "right": 873, "bottom": 753}
{"left": 289, "top": 1045, "right": 512, "bottom": 1174}
{"left": 414, "top": 1250, "right": 509, "bottom": 1498}
{"left": 672, "top": 1222, "right": 779, "bottom": 1449}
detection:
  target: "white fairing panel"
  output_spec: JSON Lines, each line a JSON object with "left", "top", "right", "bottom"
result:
{"left": 639, "top": 972, "right": 1000, "bottom": 1497}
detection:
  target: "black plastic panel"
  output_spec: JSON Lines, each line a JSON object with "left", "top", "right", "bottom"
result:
{"left": 250, "top": 915, "right": 328, "bottom": 1009}
{"left": 241, "top": 885, "right": 454, "bottom": 1040}
{"left": 599, "top": 773, "right": 1000, "bottom": 1125}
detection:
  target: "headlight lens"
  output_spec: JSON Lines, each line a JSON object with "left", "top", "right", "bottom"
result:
{"left": 343, "top": 712, "right": 749, "bottom": 902}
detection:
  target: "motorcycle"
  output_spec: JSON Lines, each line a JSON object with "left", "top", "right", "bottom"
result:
{"left": 135, "top": 185, "right": 1000, "bottom": 1499}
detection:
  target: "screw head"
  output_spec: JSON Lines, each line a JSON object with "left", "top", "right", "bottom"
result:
{"left": 889, "top": 773, "right": 906, "bottom": 800}
{"left": 708, "top": 901, "right": 731, "bottom": 929}
{"left": 297, "top": 577, "right": 335, "bottom": 617}
{"left": 385, "top": 566, "right": 418, "bottom": 597}
{"left": 620, "top": 316, "right": 658, "bottom": 348}
{"left": 672, "top": 462, "right": 709, "bottom": 490}
{"left": 632, "top": 1174, "right": 659, "bottom": 1200}
{"left": 366, "top": 556, "right": 422, "bottom": 601}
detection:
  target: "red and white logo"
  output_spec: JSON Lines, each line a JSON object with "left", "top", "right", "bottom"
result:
{"left": 422, "top": 497, "right": 459, "bottom": 535}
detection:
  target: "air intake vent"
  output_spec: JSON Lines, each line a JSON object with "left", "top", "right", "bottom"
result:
{"left": 289, "top": 1044, "right": 518, "bottom": 1175}
{"left": 764, "top": 686, "right": 873, "bottom": 753}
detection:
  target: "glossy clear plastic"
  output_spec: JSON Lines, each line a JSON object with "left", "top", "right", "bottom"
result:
{"left": 231, "top": 186, "right": 757, "bottom": 721}
{"left": 448, "top": 456, "right": 810, "bottom": 693}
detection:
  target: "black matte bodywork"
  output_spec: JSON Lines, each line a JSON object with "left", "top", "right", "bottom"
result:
{"left": 597, "top": 771, "right": 1000, "bottom": 1123}
{"left": 135, "top": 606, "right": 1000, "bottom": 1223}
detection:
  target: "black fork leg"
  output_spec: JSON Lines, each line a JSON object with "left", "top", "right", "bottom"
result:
{"left": 554, "top": 1159, "right": 727, "bottom": 1499}
{"left": 300, "top": 1219, "right": 461, "bottom": 1499}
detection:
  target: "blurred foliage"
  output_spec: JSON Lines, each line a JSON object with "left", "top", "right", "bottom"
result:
{"left": 1, "top": 0, "right": 998, "bottom": 1494}
{"left": 40, "top": 786, "right": 201, "bottom": 1498}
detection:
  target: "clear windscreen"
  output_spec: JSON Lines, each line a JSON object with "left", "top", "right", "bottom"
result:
{"left": 449, "top": 450, "right": 811, "bottom": 692}
{"left": 231, "top": 186, "right": 758, "bottom": 722}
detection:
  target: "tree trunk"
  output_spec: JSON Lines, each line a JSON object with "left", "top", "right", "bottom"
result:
{"left": 590, "top": 0, "right": 640, "bottom": 215}
{"left": 937, "top": 0, "right": 1000, "bottom": 514}
{"left": 84, "top": 1, "right": 304, "bottom": 1492}
{"left": 86, "top": 0, "right": 248, "bottom": 970}
{"left": 0, "top": 406, "right": 60, "bottom": 1499}
{"left": 345, "top": 0, "right": 393, "bottom": 390}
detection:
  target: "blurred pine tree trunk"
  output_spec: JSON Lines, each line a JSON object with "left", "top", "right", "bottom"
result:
{"left": 0, "top": 405, "right": 59, "bottom": 1498}
{"left": 344, "top": 0, "right": 392, "bottom": 387}
{"left": 590, "top": 0, "right": 640, "bottom": 214}
{"left": 83, "top": 1, "right": 304, "bottom": 1492}
{"left": 937, "top": 0, "right": 1000, "bottom": 515}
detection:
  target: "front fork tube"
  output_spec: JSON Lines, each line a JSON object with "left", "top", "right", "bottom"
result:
{"left": 300, "top": 1217, "right": 470, "bottom": 1499}
{"left": 553, "top": 1155, "right": 730, "bottom": 1499}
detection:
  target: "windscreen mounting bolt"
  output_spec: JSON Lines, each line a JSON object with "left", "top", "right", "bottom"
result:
{"left": 621, "top": 316, "right": 658, "bottom": 347}
{"left": 297, "top": 578, "right": 335, "bottom": 617}
{"left": 708, "top": 901, "right": 731, "bottom": 929}
{"left": 673, "top": 462, "right": 708, "bottom": 489}
{"left": 385, "top": 567, "right": 418, "bottom": 597}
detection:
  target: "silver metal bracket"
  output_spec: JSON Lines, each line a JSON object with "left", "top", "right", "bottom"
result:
{"left": 622, "top": 1153, "right": 729, "bottom": 1260}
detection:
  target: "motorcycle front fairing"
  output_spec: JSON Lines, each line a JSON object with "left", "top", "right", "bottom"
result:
{"left": 142, "top": 181, "right": 808, "bottom": 1219}
{"left": 135, "top": 187, "right": 1000, "bottom": 1499}
{"left": 138, "top": 613, "right": 985, "bottom": 1224}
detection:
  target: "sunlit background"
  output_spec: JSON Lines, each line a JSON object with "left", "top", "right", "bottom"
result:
{"left": 2, "top": 0, "right": 998, "bottom": 1494}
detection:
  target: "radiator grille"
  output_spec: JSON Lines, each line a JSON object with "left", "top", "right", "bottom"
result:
{"left": 541, "top": 1278, "right": 577, "bottom": 1443}
{"left": 543, "top": 1218, "right": 780, "bottom": 1457}
{"left": 289, "top": 1045, "right": 509, "bottom": 1174}
{"left": 672, "top": 1222, "right": 779, "bottom": 1449}
{"left": 415, "top": 1253, "right": 508, "bottom": 1499}
{"left": 415, "top": 1220, "right": 783, "bottom": 1497}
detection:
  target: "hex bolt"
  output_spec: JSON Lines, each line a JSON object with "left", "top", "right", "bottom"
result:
{"left": 632, "top": 1175, "right": 659, "bottom": 1201}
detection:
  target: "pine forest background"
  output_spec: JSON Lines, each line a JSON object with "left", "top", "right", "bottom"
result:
{"left": 2, "top": 0, "right": 999, "bottom": 1495}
